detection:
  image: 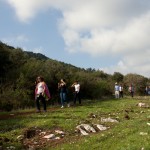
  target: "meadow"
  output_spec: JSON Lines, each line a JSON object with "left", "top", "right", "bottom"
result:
{"left": 0, "top": 97, "right": 150, "bottom": 150}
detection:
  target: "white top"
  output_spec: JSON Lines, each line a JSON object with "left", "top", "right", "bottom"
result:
{"left": 37, "top": 82, "right": 44, "bottom": 94}
{"left": 119, "top": 86, "right": 123, "bottom": 91}
{"left": 75, "top": 84, "right": 80, "bottom": 92}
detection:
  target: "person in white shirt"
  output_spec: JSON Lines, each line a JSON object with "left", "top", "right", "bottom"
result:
{"left": 114, "top": 82, "right": 119, "bottom": 99}
{"left": 35, "top": 76, "right": 51, "bottom": 112}
{"left": 119, "top": 84, "right": 123, "bottom": 98}
{"left": 71, "top": 81, "right": 81, "bottom": 105}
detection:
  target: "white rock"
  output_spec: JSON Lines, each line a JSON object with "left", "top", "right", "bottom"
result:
{"left": 101, "top": 117, "right": 118, "bottom": 123}
{"left": 140, "top": 132, "right": 148, "bottom": 135}
{"left": 39, "top": 132, "right": 46, "bottom": 135}
{"left": 43, "top": 134, "right": 55, "bottom": 139}
{"left": 138, "top": 103, "right": 149, "bottom": 108}
{"left": 80, "top": 124, "right": 96, "bottom": 133}
{"left": 95, "top": 124, "right": 107, "bottom": 131}
{"left": 55, "top": 130, "right": 65, "bottom": 134}
{"left": 17, "top": 135, "right": 24, "bottom": 140}
{"left": 55, "top": 137, "right": 61, "bottom": 140}
{"left": 76, "top": 125, "right": 89, "bottom": 136}
{"left": 147, "top": 123, "right": 150, "bottom": 126}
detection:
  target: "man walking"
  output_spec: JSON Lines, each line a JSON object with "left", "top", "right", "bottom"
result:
{"left": 71, "top": 81, "right": 81, "bottom": 105}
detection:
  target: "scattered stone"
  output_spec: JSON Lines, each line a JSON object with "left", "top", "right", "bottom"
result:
{"left": 80, "top": 124, "right": 96, "bottom": 133}
{"left": 39, "top": 132, "right": 46, "bottom": 135}
{"left": 140, "top": 132, "right": 148, "bottom": 135}
{"left": 94, "top": 124, "right": 107, "bottom": 131}
{"left": 17, "top": 135, "right": 24, "bottom": 141}
{"left": 55, "top": 130, "right": 65, "bottom": 135}
{"left": 76, "top": 125, "right": 89, "bottom": 136}
{"left": 43, "top": 134, "right": 55, "bottom": 139}
{"left": 76, "top": 123, "right": 109, "bottom": 136}
{"left": 6, "top": 146, "right": 16, "bottom": 150}
{"left": 137, "top": 103, "right": 149, "bottom": 108}
{"left": 147, "top": 123, "right": 150, "bottom": 126}
{"left": 55, "top": 137, "right": 61, "bottom": 140}
{"left": 34, "top": 142, "right": 38, "bottom": 145}
{"left": 10, "top": 114, "right": 14, "bottom": 116}
{"left": 88, "top": 113, "right": 97, "bottom": 118}
{"left": 101, "top": 117, "right": 119, "bottom": 123}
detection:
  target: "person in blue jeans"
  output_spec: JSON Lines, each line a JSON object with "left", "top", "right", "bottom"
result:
{"left": 58, "top": 79, "right": 70, "bottom": 108}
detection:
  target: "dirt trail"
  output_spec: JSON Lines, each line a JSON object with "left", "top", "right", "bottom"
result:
{"left": 0, "top": 108, "right": 59, "bottom": 120}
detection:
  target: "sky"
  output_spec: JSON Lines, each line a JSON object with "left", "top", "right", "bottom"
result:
{"left": 0, "top": 0, "right": 150, "bottom": 77}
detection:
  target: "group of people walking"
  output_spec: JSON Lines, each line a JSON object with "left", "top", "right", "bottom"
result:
{"left": 114, "top": 82, "right": 134, "bottom": 99}
{"left": 35, "top": 76, "right": 141, "bottom": 112}
{"left": 34, "top": 76, "right": 81, "bottom": 112}
{"left": 114, "top": 82, "right": 124, "bottom": 99}
{"left": 57, "top": 79, "right": 81, "bottom": 108}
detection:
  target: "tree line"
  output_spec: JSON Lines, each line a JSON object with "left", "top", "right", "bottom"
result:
{"left": 0, "top": 42, "right": 149, "bottom": 111}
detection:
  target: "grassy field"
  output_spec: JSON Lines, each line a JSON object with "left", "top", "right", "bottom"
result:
{"left": 0, "top": 97, "right": 150, "bottom": 150}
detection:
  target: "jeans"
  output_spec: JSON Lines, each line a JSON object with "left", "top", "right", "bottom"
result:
{"left": 36, "top": 94, "right": 46, "bottom": 111}
{"left": 60, "top": 92, "right": 67, "bottom": 106}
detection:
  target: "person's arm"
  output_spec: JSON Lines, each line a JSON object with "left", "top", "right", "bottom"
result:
{"left": 71, "top": 82, "right": 76, "bottom": 87}
{"left": 62, "top": 81, "right": 66, "bottom": 85}
{"left": 58, "top": 83, "right": 61, "bottom": 89}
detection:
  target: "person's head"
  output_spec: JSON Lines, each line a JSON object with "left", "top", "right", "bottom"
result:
{"left": 37, "top": 76, "right": 44, "bottom": 83}
{"left": 76, "top": 81, "right": 79, "bottom": 83}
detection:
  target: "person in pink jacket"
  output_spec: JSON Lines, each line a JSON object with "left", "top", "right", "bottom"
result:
{"left": 35, "top": 76, "right": 51, "bottom": 112}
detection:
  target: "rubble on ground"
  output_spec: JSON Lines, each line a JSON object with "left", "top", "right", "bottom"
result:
{"left": 76, "top": 124, "right": 108, "bottom": 136}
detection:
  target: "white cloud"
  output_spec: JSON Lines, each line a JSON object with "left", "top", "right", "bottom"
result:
{"left": 2, "top": 35, "right": 28, "bottom": 46}
{"left": 5, "top": 0, "right": 150, "bottom": 77}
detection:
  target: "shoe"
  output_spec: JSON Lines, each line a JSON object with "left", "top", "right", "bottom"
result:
{"left": 67, "top": 104, "right": 70, "bottom": 107}
{"left": 61, "top": 106, "right": 64, "bottom": 108}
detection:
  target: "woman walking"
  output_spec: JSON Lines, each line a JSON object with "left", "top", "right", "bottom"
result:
{"left": 35, "top": 76, "right": 51, "bottom": 112}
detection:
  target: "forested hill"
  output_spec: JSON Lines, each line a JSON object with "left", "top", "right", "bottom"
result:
{"left": 25, "top": 51, "right": 48, "bottom": 60}
{"left": 0, "top": 41, "right": 149, "bottom": 111}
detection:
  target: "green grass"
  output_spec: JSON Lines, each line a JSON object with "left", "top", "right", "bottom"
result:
{"left": 1, "top": 98, "right": 150, "bottom": 150}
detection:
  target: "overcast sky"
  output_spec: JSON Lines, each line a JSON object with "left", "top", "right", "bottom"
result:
{"left": 1, "top": 0, "right": 150, "bottom": 77}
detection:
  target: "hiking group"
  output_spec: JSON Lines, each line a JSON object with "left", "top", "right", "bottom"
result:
{"left": 114, "top": 82, "right": 135, "bottom": 99}
{"left": 35, "top": 76, "right": 81, "bottom": 112}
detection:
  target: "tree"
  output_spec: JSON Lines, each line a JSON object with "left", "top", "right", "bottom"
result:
{"left": 112, "top": 72, "right": 124, "bottom": 83}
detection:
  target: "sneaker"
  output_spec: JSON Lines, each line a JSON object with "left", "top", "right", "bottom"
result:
{"left": 61, "top": 106, "right": 64, "bottom": 108}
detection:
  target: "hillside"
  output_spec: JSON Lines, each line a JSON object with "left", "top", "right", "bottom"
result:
{"left": 0, "top": 41, "right": 149, "bottom": 111}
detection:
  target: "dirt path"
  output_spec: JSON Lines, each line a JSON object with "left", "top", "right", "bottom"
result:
{"left": 0, "top": 108, "right": 59, "bottom": 120}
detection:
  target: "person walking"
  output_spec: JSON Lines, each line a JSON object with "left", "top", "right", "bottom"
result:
{"left": 71, "top": 81, "right": 81, "bottom": 105}
{"left": 35, "top": 76, "right": 51, "bottom": 112}
{"left": 114, "top": 82, "right": 119, "bottom": 99}
{"left": 128, "top": 84, "right": 134, "bottom": 97}
{"left": 58, "top": 79, "right": 69, "bottom": 108}
{"left": 119, "top": 84, "right": 123, "bottom": 98}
